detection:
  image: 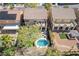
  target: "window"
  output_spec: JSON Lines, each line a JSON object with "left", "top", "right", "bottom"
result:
{"left": 34, "top": 21, "right": 36, "bottom": 22}
{"left": 54, "top": 27, "right": 58, "bottom": 30}
{"left": 65, "top": 27, "right": 69, "bottom": 30}
{"left": 26, "top": 20, "right": 29, "bottom": 22}
{"left": 59, "top": 26, "right": 63, "bottom": 30}
{"left": 70, "top": 27, "right": 74, "bottom": 30}
{"left": 39, "top": 21, "right": 41, "bottom": 23}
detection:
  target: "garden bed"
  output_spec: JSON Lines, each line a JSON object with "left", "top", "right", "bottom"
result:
{"left": 59, "top": 32, "right": 67, "bottom": 39}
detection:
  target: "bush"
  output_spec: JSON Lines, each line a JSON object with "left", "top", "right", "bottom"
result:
{"left": 17, "top": 25, "right": 41, "bottom": 48}
{"left": 59, "top": 32, "right": 67, "bottom": 39}
{"left": 46, "top": 48, "right": 62, "bottom": 56}
{"left": 43, "top": 3, "right": 52, "bottom": 10}
{"left": 0, "top": 35, "right": 13, "bottom": 48}
{"left": 24, "top": 3, "right": 38, "bottom": 8}
{"left": 2, "top": 47, "right": 15, "bottom": 56}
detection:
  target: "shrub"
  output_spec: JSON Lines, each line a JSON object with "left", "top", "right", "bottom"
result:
{"left": 46, "top": 48, "right": 62, "bottom": 56}
{"left": 2, "top": 47, "right": 15, "bottom": 56}
{"left": 0, "top": 35, "right": 13, "bottom": 48}
{"left": 17, "top": 25, "right": 41, "bottom": 48}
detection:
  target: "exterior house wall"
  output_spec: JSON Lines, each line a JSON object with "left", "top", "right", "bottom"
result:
{"left": 0, "top": 24, "right": 19, "bottom": 34}
{"left": 1, "top": 30, "right": 17, "bottom": 34}
{"left": 52, "top": 18, "right": 75, "bottom": 31}
{"left": 51, "top": 7, "right": 77, "bottom": 32}
{"left": 53, "top": 18, "right": 75, "bottom": 23}
{"left": 24, "top": 19, "right": 46, "bottom": 26}
{"left": 24, "top": 19, "right": 47, "bottom": 31}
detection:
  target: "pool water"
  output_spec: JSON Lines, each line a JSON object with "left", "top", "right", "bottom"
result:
{"left": 35, "top": 38, "right": 49, "bottom": 48}
{"left": 37, "top": 39, "right": 48, "bottom": 46}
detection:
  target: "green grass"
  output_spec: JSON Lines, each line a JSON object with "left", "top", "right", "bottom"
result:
{"left": 59, "top": 32, "right": 67, "bottom": 39}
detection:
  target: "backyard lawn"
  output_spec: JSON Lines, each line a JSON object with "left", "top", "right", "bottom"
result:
{"left": 59, "top": 32, "right": 67, "bottom": 39}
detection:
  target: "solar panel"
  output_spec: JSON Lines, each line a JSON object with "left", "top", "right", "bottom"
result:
{"left": 0, "top": 11, "right": 16, "bottom": 20}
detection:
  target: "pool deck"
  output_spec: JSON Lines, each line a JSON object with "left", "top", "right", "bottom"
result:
{"left": 51, "top": 32, "right": 79, "bottom": 52}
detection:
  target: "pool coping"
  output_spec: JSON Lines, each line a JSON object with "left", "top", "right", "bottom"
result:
{"left": 35, "top": 38, "right": 49, "bottom": 48}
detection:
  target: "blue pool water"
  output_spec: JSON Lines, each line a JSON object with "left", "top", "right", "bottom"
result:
{"left": 37, "top": 39, "right": 49, "bottom": 46}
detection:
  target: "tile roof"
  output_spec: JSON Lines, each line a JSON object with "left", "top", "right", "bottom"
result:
{"left": 52, "top": 7, "right": 76, "bottom": 20}
{"left": 24, "top": 8, "right": 48, "bottom": 20}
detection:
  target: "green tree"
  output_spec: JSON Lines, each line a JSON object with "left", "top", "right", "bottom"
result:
{"left": 2, "top": 47, "right": 15, "bottom": 56}
{"left": 46, "top": 48, "right": 62, "bottom": 56}
{"left": 9, "top": 4, "right": 14, "bottom": 9}
{"left": 24, "top": 3, "right": 38, "bottom": 8}
{"left": 43, "top": 3, "right": 52, "bottom": 10}
{"left": 17, "top": 25, "right": 41, "bottom": 48}
{"left": 0, "top": 35, "right": 13, "bottom": 48}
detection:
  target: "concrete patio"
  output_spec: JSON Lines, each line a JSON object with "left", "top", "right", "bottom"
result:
{"left": 51, "top": 32, "right": 79, "bottom": 52}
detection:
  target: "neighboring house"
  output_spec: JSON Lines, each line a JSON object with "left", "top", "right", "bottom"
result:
{"left": 0, "top": 9, "right": 22, "bottom": 34}
{"left": 14, "top": 4, "right": 24, "bottom": 7}
{"left": 14, "top": 4, "right": 25, "bottom": 11}
{"left": 68, "top": 30, "right": 79, "bottom": 38}
{"left": 50, "top": 7, "right": 77, "bottom": 31}
{"left": 24, "top": 8, "right": 48, "bottom": 31}
{"left": 52, "top": 3, "right": 79, "bottom": 8}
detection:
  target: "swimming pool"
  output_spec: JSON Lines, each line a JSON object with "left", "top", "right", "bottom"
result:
{"left": 35, "top": 38, "right": 49, "bottom": 48}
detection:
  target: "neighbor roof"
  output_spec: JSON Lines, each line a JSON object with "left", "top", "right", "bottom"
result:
{"left": 69, "top": 30, "right": 79, "bottom": 37}
{"left": 0, "top": 9, "right": 22, "bottom": 25}
{"left": 52, "top": 7, "right": 76, "bottom": 20}
{"left": 24, "top": 8, "right": 48, "bottom": 20}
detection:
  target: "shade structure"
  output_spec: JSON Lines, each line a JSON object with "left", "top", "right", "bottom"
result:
{"left": 3, "top": 25, "right": 19, "bottom": 30}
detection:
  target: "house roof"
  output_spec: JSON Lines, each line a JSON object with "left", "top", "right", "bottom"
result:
{"left": 0, "top": 9, "right": 22, "bottom": 25}
{"left": 51, "top": 7, "right": 76, "bottom": 20}
{"left": 24, "top": 8, "right": 48, "bottom": 20}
